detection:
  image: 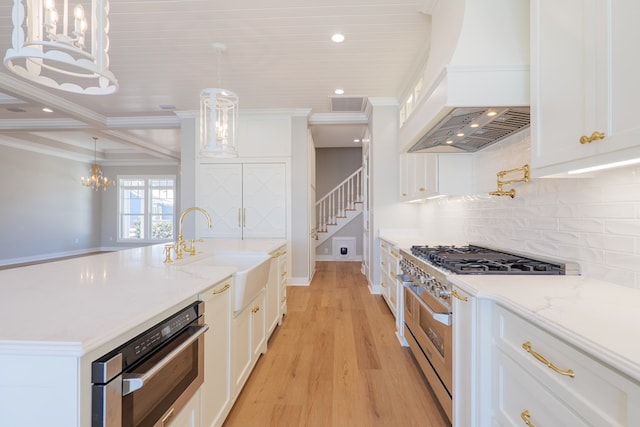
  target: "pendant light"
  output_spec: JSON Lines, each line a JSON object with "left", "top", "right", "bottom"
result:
{"left": 199, "top": 43, "right": 239, "bottom": 158}
{"left": 81, "top": 137, "right": 113, "bottom": 190}
{"left": 4, "top": 0, "right": 118, "bottom": 95}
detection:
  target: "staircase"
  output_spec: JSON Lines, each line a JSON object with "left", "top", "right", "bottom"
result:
{"left": 315, "top": 167, "right": 364, "bottom": 246}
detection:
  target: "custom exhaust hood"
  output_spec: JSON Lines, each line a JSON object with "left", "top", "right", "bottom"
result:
{"left": 400, "top": 0, "right": 530, "bottom": 154}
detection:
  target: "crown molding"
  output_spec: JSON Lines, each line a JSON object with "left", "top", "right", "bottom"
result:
{"left": 308, "top": 112, "right": 368, "bottom": 125}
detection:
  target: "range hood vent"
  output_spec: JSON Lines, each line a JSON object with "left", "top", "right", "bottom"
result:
{"left": 400, "top": 0, "right": 530, "bottom": 154}
{"left": 409, "top": 107, "right": 530, "bottom": 153}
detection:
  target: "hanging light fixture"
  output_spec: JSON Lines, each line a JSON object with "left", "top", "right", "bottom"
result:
{"left": 200, "top": 43, "right": 239, "bottom": 158}
{"left": 4, "top": 0, "right": 118, "bottom": 95}
{"left": 81, "top": 137, "right": 113, "bottom": 190}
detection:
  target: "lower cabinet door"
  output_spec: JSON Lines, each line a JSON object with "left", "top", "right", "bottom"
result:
{"left": 492, "top": 349, "right": 589, "bottom": 427}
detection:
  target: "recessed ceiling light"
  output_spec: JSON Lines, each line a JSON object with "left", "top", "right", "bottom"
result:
{"left": 334, "top": 89, "right": 344, "bottom": 95}
{"left": 42, "top": 107, "right": 53, "bottom": 113}
{"left": 470, "top": 123, "right": 479, "bottom": 128}
{"left": 487, "top": 111, "right": 497, "bottom": 117}
{"left": 446, "top": 140, "right": 454, "bottom": 144}
{"left": 331, "top": 33, "right": 345, "bottom": 43}
{"left": 353, "top": 139, "right": 360, "bottom": 143}
{"left": 457, "top": 132, "right": 465, "bottom": 137}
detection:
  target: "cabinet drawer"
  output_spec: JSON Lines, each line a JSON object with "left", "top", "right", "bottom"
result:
{"left": 493, "top": 304, "right": 635, "bottom": 426}
{"left": 493, "top": 348, "right": 588, "bottom": 427}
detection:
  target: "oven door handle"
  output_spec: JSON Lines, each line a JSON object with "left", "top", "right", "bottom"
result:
{"left": 121, "top": 324, "right": 209, "bottom": 396}
{"left": 419, "top": 298, "right": 452, "bottom": 327}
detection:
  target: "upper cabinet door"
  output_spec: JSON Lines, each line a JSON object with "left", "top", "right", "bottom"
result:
{"left": 531, "top": 0, "right": 640, "bottom": 177}
{"left": 198, "top": 163, "right": 243, "bottom": 238}
{"left": 242, "top": 163, "right": 286, "bottom": 239}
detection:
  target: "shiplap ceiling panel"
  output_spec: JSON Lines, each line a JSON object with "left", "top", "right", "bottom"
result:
{"left": 0, "top": 0, "right": 432, "bottom": 159}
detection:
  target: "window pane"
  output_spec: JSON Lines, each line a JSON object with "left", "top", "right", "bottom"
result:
{"left": 121, "top": 214, "right": 144, "bottom": 239}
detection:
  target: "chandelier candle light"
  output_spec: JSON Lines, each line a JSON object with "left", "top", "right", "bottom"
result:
{"left": 200, "top": 43, "right": 239, "bottom": 157}
{"left": 4, "top": 0, "right": 118, "bottom": 94}
{"left": 82, "top": 137, "right": 113, "bottom": 190}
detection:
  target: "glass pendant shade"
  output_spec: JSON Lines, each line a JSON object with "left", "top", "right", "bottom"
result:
{"left": 4, "top": 0, "right": 118, "bottom": 95}
{"left": 199, "top": 88, "right": 239, "bottom": 158}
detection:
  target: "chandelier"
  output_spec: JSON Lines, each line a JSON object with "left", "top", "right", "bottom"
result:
{"left": 4, "top": 0, "right": 118, "bottom": 95}
{"left": 200, "top": 43, "right": 238, "bottom": 158}
{"left": 81, "top": 137, "right": 113, "bottom": 190}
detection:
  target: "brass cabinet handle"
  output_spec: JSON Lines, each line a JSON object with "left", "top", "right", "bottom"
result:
{"left": 212, "top": 283, "right": 231, "bottom": 295}
{"left": 520, "top": 410, "right": 535, "bottom": 427}
{"left": 238, "top": 208, "right": 242, "bottom": 227}
{"left": 419, "top": 187, "right": 425, "bottom": 192}
{"left": 522, "top": 341, "right": 575, "bottom": 378}
{"left": 281, "top": 296, "right": 287, "bottom": 303}
{"left": 451, "top": 289, "right": 469, "bottom": 302}
{"left": 579, "top": 131, "right": 606, "bottom": 144}
{"left": 251, "top": 306, "right": 260, "bottom": 313}
{"left": 281, "top": 271, "right": 286, "bottom": 277}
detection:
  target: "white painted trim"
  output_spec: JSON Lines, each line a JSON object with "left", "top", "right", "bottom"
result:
{"left": 288, "top": 277, "right": 311, "bottom": 286}
{"left": 308, "top": 112, "right": 368, "bottom": 125}
{"left": 315, "top": 255, "right": 363, "bottom": 262}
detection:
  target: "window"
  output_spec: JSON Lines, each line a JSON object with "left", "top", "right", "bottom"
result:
{"left": 118, "top": 176, "right": 176, "bottom": 242}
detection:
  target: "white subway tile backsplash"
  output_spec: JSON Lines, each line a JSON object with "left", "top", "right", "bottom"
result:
{"left": 580, "top": 234, "right": 636, "bottom": 253}
{"left": 603, "top": 252, "right": 640, "bottom": 272}
{"left": 558, "top": 218, "right": 604, "bottom": 233}
{"left": 604, "top": 220, "right": 640, "bottom": 237}
{"left": 579, "top": 203, "right": 636, "bottom": 218}
{"left": 539, "top": 230, "right": 581, "bottom": 246}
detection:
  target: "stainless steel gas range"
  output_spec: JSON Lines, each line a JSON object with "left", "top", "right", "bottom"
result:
{"left": 398, "top": 244, "right": 579, "bottom": 422}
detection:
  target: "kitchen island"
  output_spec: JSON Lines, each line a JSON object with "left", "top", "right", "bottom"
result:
{"left": 0, "top": 239, "right": 286, "bottom": 427}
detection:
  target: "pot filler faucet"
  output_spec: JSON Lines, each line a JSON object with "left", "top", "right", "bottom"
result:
{"left": 164, "top": 207, "right": 213, "bottom": 263}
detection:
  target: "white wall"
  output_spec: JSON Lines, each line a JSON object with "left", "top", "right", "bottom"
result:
{"left": 0, "top": 145, "right": 101, "bottom": 263}
{"left": 417, "top": 130, "right": 640, "bottom": 289}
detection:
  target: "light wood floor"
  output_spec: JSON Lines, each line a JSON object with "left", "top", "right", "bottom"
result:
{"left": 223, "top": 261, "right": 451, "bottom": 427}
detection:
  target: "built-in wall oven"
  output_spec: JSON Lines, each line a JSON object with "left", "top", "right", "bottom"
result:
{"left": 92, "top": 301, "right": 208, "bottom": 427}
{"left": 399, "top": 244, "right": 579, "bottom": 422}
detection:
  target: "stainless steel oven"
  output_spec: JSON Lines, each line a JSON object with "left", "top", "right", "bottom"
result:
{"left": 92, "top": 301, "right": 208, "bottom": 427}
{"left": 402, "top": 281, "right": 453, "bottom": 421}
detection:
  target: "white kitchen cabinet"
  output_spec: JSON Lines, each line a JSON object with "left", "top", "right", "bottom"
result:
{"left": 168, "top": 389, "right": 201, "bottom": 427}
{"left": 199, "top": 278, "right": 233, "bottom": 427}
{"left": 378, "top": 239, "right": 399, "bottom": 316}
{"left": 266, "top": 246, "right": 287, "bottom": 337}
{"left": 231, "top": 289, "right": 266, "bottom": 399}
{"left": 531, "top": 0, "right": 640, "bottom": 177}
{"left": 198, "top": 163, "right": 286, "bottom": 239}
{"left": 484, "top": 303, "right": 640, "bottom": 426}
{"left": 399, "top": 153, "right": 473, "bottom": 201}
{"left": 451, "top": 286, "right": 477, "bottom": 427}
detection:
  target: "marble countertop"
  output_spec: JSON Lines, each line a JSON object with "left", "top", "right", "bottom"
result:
{"left": 449, "top": 274, "right": 640, "bottom": 383}
{"left": 0, "top": 239, "right": 286, "bottom": 357}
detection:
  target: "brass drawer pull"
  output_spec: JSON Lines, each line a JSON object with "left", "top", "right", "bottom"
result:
{"left": 579, "top": 131, "right": 605, "bottom": 144}
{"left": 451, "top": 289, "right": 469, "bottom": 302}
{"left": 520, "top": 410, "right": 534, "bottom": 427}
{"left": 522, "top": 341, "right": 575, "bottom": 378}
{"left": 251, "top": 306, "right": 260, "bottom": 313}
{"left": 212, "top": 283, "right": 231, "bottom": 295}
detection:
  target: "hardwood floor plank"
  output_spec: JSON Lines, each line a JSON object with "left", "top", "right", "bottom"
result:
{"left": 222, "top": 261, "right": 450, "bottom": 427}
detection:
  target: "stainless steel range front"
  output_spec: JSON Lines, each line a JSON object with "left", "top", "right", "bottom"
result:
{"left": 399, "top": 244, "right": 579, "bottom": 422}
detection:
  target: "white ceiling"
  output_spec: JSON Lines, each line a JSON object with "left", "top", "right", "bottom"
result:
{"left": 0, "top": 0, "right": 433, "bottom": 164}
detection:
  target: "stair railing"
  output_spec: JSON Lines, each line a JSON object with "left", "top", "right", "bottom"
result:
{"left": 316, "top": 166, "right": 363, "bottom": 233}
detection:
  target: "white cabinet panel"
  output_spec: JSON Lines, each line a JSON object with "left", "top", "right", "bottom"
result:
{"left": 198, "top": 163, "right": 286, "bottom": 239}
{"left": 399, "top": 153, "right": 472, "bottom": 201}
{"left": 531, "top": 0, "right": 640, "bottom": 176}
{"left": 199, "top": 279, "right": 233, "bottom": 427}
